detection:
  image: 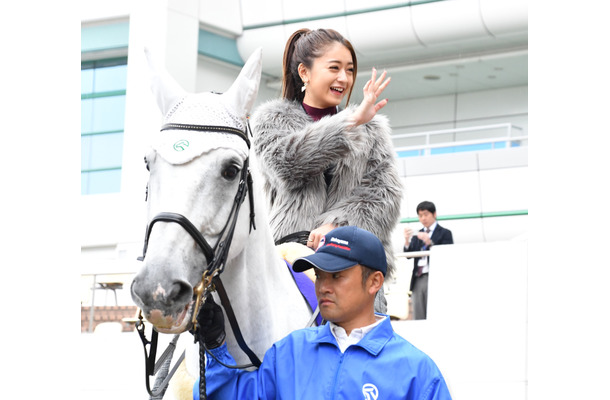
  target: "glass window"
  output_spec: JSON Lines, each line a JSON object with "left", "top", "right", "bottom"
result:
{"left": 82, "top": 169, "right": 123, "bottom": 195}
{"left": 81, "top": 98, "right": 94, "bottom": 133}
{"left": 81, "top": 132, "right": 124, "bottom": 171}
{"left": 94, "top": 64, "right": 127, "bottom": 93}
{"left": 81, "top": 57, "right": 127, "bottom": 195}
{"left": 80, "top": 96, "right": 126, "bottom": 134}
{"left": 81, "top": 68, "right": 94, "bottom": 95}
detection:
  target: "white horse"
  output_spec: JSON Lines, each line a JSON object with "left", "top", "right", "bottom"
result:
{"left": 130, "top": 48, "right": 314, "bottom": 399}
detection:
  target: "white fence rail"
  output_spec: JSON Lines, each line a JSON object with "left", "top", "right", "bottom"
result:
{"left": 396, "top": 251, "right": 430, "bottom": 258}
{"left": 392, "top": 123, "right": 526, "bottom": 156}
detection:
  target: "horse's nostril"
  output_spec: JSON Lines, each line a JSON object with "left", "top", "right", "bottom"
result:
{"left": 130, "top": 278, "right": 145, "bottom": 304}
{"left": 167, "top": 281, "right": 192, "bottom": 306}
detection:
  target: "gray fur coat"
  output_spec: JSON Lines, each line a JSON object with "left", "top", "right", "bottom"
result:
{"left": 251, "top": 99, "right": 403, "bottom": 278}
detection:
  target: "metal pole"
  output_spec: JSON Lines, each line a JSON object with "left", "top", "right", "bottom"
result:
{"left": 88, "top": 274, "right": 97, "bottom": 333}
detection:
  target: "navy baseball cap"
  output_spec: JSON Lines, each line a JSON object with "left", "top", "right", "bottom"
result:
{"left": 292, "top": 226, "right": 387, "bottom": 276}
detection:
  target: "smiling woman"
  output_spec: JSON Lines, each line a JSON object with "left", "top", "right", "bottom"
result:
{"left": 250, "top": 28, "right": 403, "bottom": 314}
{"left": 299, "top": 41, "right": 354, "bottom": 109}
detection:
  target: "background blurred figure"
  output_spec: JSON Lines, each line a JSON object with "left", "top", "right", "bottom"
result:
{"left": 404, "top": 201, "right": 453, "bottom": 320}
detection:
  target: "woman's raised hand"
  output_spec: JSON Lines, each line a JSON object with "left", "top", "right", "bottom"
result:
{"left": 351, "top": 68, "right": 391, "bottom": 127}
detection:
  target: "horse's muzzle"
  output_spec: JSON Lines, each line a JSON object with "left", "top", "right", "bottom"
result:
{"left": 130, "top": 278, "right": 195, "bottom": 333}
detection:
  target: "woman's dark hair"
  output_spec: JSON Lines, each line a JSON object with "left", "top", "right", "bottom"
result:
{"left": 282, "top": 28, "right": 357, "bottom": 106}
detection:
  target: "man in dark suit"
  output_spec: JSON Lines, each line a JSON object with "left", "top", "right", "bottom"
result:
{"left": 403, "top": 201, "right": 453, "bottom": 320}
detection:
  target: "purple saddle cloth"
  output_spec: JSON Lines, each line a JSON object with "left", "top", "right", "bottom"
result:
{"left": 285, "top": 259, "right": 322, "bottom": 326}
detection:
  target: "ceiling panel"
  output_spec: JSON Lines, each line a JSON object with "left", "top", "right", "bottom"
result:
{"left": 349, "top": 50, "right": 528, "bottom": 102}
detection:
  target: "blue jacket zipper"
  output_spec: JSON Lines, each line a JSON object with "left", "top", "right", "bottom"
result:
{"left": 330, "top": 353, "right": 345, "bottom": 400}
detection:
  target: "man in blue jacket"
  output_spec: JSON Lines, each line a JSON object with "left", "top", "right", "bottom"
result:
{"left": 195, "top": 226, "right": 452, "bottom": 399}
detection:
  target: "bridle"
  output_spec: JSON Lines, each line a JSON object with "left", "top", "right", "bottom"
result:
{"left": 135, "top": 121, "right": 260, "bottom": 399}
{"left": 140, "top": 125, "right": 255, "bottom": 268}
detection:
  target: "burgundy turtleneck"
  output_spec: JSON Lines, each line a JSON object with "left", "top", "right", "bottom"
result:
{"left": 302, "top": 103, "right": 338, "bottom": 121}
{"left": 301, "top": 102, "right": 338, "bottom": 187}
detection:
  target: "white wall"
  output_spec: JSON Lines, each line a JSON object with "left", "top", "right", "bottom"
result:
{"left": 199, "top": 0, "right": 242, "bottom": 35}
{"left": 80, "top": 0, "right": 130, "bottom": 22}
{"left": 392, "top": 240, "right": 529, "bottom": 399}
{"left": 389, "top": 146, "right": 528, "bottom": 253}
{"left": 386, "top": 85, "right": 528, "bottom": 138}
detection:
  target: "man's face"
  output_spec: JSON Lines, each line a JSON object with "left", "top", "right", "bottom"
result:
{"left": 418, "top": 209, "right": 437, "bottom": 228}
{"left": 314, "top": 265, "right": 370, "bottom": 327}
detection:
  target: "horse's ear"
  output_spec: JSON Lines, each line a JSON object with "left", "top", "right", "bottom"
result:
{"left": 144, "top": 47, "right": 187, "bottom": 116}
{"left": 223, "top": 47, "right": 263, "bottom": 117}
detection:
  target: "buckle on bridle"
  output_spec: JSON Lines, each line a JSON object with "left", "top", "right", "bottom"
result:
{"left": 191, "top": 268, "right": 220, "bottom": 330}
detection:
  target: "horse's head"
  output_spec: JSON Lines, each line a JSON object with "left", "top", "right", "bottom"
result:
{"left": 130, "top": 48, "right": 263, "bottom": 334}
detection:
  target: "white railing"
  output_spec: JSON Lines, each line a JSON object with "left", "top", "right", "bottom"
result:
{"left": 396, "top": 251, "right": 430, "bottom": 258}
{"left": 392, "top": 123, "right": 526, "bottom": 157}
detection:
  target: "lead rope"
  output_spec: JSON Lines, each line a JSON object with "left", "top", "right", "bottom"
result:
{"left": 199, "top": 340, "right": 206, "bottom": 400}
{"left": 193, "top": 276, "right": 262, "bottom": 400}
{"left": 149, "top": 334, "right": 181, "bottom": 399}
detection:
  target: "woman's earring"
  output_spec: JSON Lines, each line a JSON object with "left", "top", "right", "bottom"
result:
{"left": 301, "top": 81, "right": 308, "bottom": 92}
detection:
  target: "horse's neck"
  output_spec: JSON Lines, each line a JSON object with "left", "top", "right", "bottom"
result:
{"left": 218, "top": 223, "right": 312, "bottom": 363}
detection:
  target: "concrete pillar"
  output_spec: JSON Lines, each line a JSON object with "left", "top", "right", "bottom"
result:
{"left": 118, "top": 0, "right": 200, "bottom": 253}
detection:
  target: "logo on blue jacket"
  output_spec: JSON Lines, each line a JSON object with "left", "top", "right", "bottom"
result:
{"left": 362, "top": 383, "right": 379, "bottom": 400}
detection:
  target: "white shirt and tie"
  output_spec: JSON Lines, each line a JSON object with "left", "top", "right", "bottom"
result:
{"left": 416, "top": 222, "right": 437, "bottom": 275}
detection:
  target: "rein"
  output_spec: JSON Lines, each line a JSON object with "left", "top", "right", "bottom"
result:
{"left": 275, "top": 230, "right": 310, "bottom": 246}
{"left": 136, "top": 122, "right": 260, "bottom": 400}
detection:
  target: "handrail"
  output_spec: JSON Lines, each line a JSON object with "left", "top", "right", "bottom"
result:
{"left": 392, "top": 123, "right": 522, "bottom": 140}
{"left": 396, "top": 251, "right": 430, "bottom": 259}
{"left": 394, "top": 135, "right": 528, "bottom": 155}
{"left": 392, "top": 123, "right": 526, "bottom": 157}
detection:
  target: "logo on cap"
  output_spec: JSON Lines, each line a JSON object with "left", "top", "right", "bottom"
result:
{"left": 316, "top": 236, "right": 326, "bottom": 250}
{"left": 328, "top": 236, "right": 350, "bottom": 250}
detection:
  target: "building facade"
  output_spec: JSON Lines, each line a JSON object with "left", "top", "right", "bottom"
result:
{"left": 81, "top": 0, "right": 528, "bottom": 306}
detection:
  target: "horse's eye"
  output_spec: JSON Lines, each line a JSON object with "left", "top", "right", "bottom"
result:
{"left": 222, "top": 165, "right": 240, "bottom": 180}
